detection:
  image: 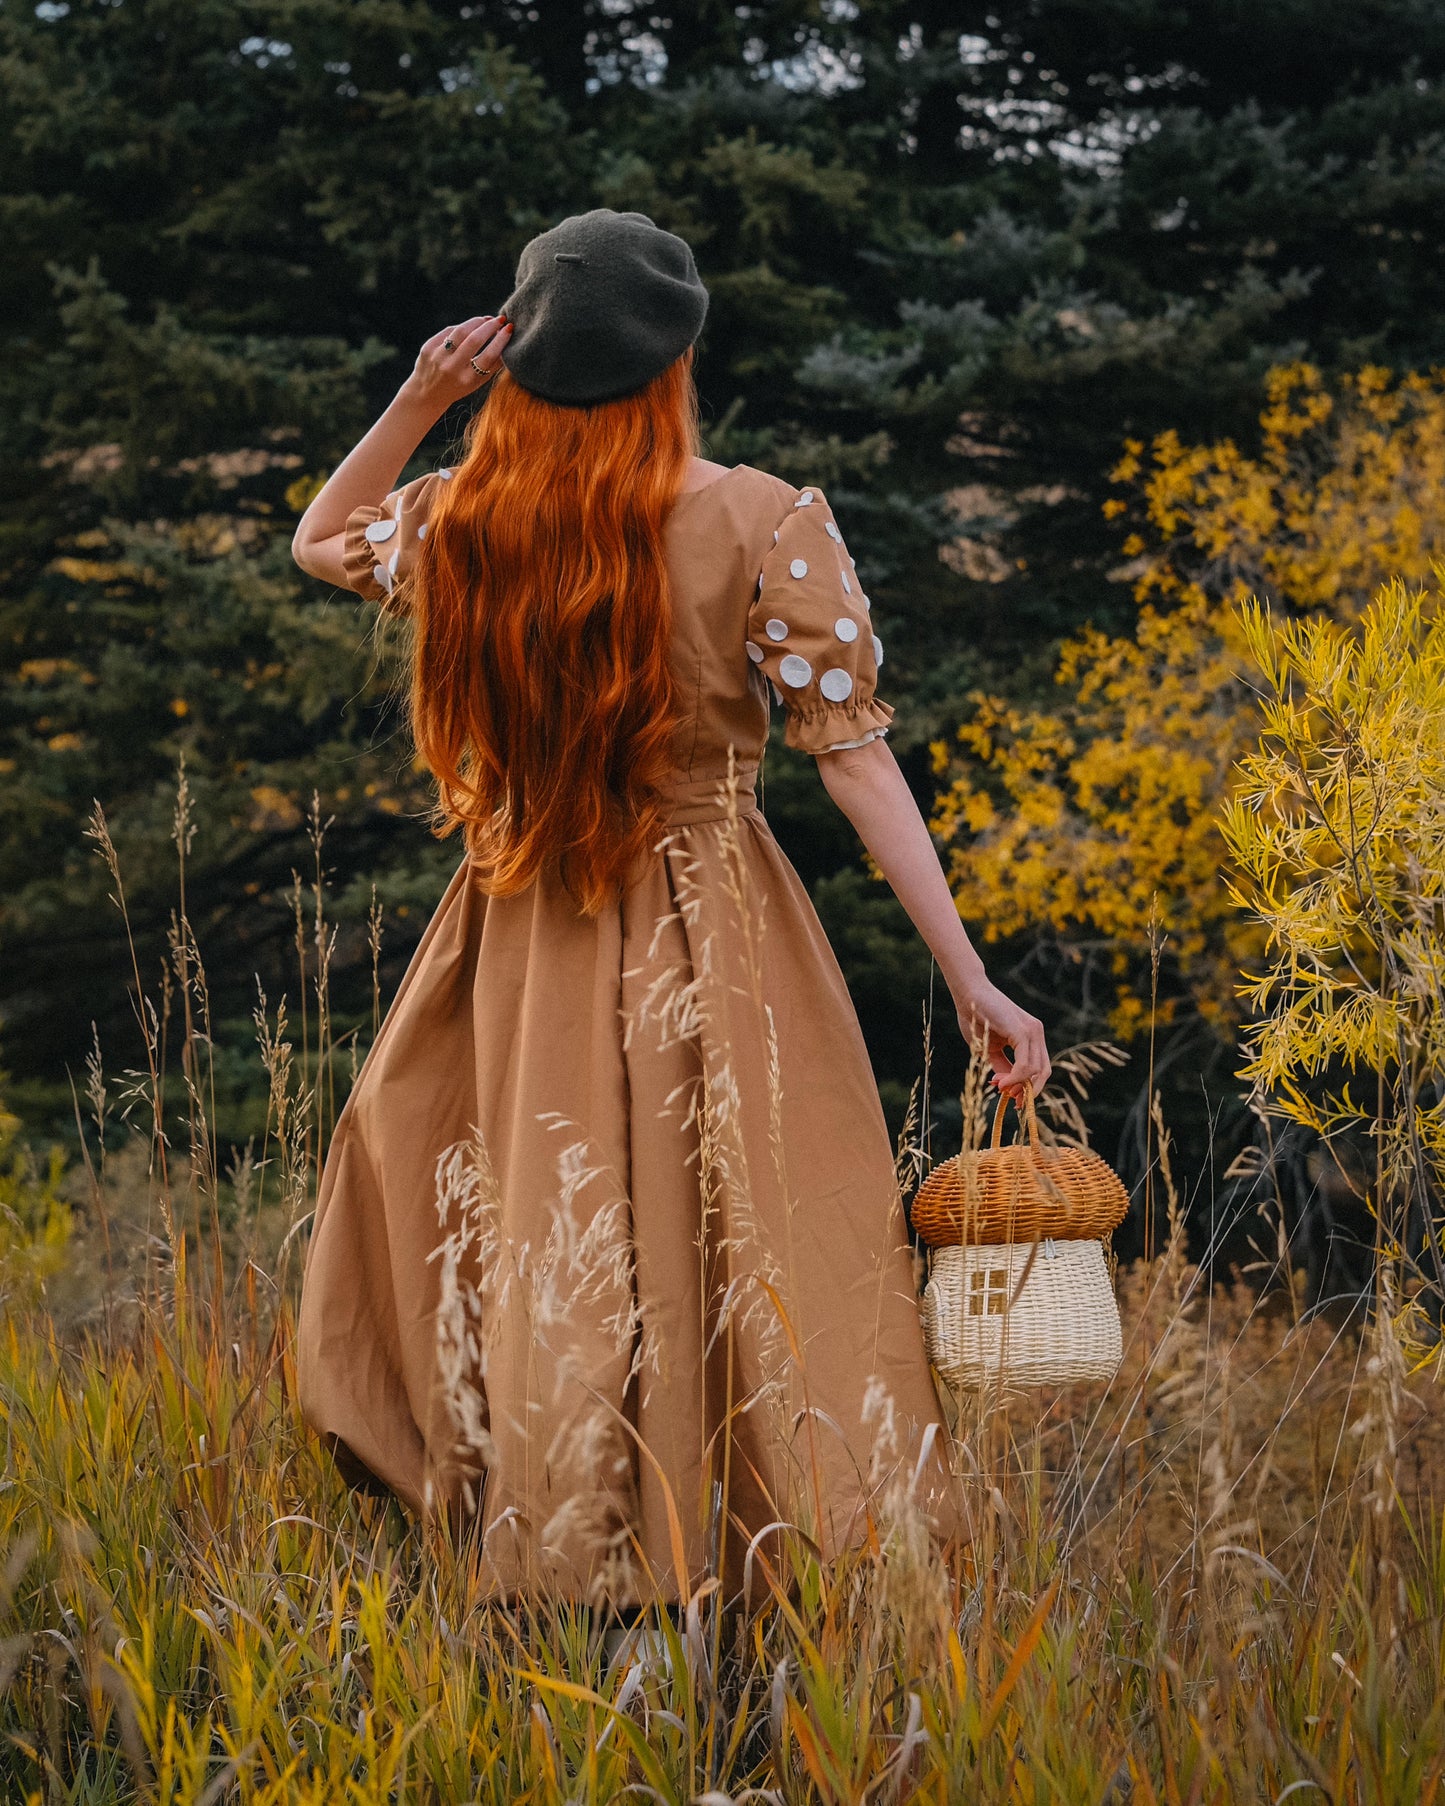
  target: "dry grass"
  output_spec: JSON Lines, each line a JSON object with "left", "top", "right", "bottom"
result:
{"left": 4, "top": 1238, "right": 1443, "bottom": 1802}
{"left": 2, "top": 779, "right": 1443, "bottom": 1802}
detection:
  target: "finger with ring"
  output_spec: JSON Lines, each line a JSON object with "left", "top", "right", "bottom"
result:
{"left": 442, "top": 317, "right": 486, "bottom": 352}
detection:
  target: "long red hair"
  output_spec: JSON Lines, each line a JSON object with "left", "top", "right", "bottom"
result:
{"left": 407, "top": 355, "right": 699, "bottom": 914}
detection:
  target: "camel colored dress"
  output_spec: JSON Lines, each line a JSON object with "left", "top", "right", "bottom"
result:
{"left": 297, "top": 462, "right": 964, "bottom": 1603}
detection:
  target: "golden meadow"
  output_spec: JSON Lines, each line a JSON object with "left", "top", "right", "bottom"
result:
{"left": 3, "top": 367, "right": 1445, "bottom": 1801}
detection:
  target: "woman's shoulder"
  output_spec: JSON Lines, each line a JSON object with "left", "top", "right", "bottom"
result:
{"left": 671, "top": 461, "right": 801, "bottom": 531}
{"left": 668, "top": 464, "right": 842, "bottom": 593}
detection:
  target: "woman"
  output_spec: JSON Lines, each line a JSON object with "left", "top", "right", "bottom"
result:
{"left": 292, "top": 209, "right": 1050, "bottom": 1606}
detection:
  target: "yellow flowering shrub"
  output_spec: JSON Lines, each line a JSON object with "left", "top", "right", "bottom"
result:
{"left": 931, "top": 363, "right": 1445, "bottom": 1035}
{"left": 1222, "top": 587, "right": 1444, "bottom": 1320}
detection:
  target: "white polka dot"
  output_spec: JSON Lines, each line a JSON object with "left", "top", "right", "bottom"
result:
{"left": 765, "top": 617, "right": 789, "bottom": 641}
{"left": 820, "top": 668, "right": 854, "bottom": 702}
{"left": 774, "top": 529, "right": 780, "bottom": 543}
{"left": 861, "top": 593, "right": 870, "bottom": 612}
{"left": 795, "top": 489, "right": 814, "bottom": 507}
{"left": 417, "top": 522, "right": 428, "bottom": 539}
{"left": 834, "top": 617, "right": 859, "bottom": 643}
{"left": 779, "top": 653, "right": 813, "bottom": 688}
{"left": 758, "top": 574, "right": 765, "bottom": 593}
{"left": 438, "top": 468, "right": 453, "bottom": 480}
{"left": 850, "top": 555, "right": 857, "bottom": 566}
{"left": 387, "top": 548, "right": 400, "bottom": 576}
{"left": 372, "top": 563, "right": 391, "bottom": 591}
{"left": 770, "top": 680, "right": 784, "bottom": 704}
{"left": 747, "top": 642, "right": 765, "bottom": 663}
{"left": 789, "top": 558, "right": 808, "bottom": 579}
{"left": 364, "top": 518, "right": 397, "bottom": 544}
{"left": 871, "top": 634, "right": 884, "bottom": 667}
{"left": 841, "top": 571, "right": 852, "bottom": 594}
{"left": 825, "top": 520, "right": 842, "bottom": 542}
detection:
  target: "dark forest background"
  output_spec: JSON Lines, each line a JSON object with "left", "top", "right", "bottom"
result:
{"left": 4, "top": 0, "right": 1445, "bottom": 1252}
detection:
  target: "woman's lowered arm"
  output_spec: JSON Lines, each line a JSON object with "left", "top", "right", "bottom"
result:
{"left": 816, "top": 734, "right": 1051, "bottom": 1100}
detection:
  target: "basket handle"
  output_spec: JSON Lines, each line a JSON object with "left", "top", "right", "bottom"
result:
{"left": 988, "top": 1084, "right": 1039, "bottom": 1151}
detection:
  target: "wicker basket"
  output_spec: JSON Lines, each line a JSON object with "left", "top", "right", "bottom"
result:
{"left": 909, "top": 1091, "right": 1129, "bottom": 1248}
{"left": 923, "top": 1240, "right": 1123, "bottom": 1391}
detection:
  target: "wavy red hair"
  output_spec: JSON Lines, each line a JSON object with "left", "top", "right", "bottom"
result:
{"left": 406, "top": 355, "right": 699, "bottom": 914}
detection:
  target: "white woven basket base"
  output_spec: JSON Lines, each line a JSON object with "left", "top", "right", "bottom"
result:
{"left": 923, "top": 1240, "right": 1123, "bottom": 1390}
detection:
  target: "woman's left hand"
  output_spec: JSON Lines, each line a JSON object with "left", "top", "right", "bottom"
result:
{"left": 401, "top": 315, "right": 514, "bottom": 416}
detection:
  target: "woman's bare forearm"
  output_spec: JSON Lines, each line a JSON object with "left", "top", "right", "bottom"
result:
{"left": 816, "top": 737, "right": 986, "bottom": 1000}
{"left": 816, "top": 734, "right": 1052, "bottom": 1094}
{"left": 292, "top": 387, "right": 441, "bottom": 567}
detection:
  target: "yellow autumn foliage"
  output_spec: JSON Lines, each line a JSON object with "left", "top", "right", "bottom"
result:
{"left": 1222, "top": 586, "right": 1445, "bottom": 1271}
{"left": 1221, "top": 588, "right": 1445, "bottom": 1329}
{"left": 247, "top": 784, "right": 303, "bottom": 832}
{"left": 285, "top": 470, "right": 329, "bottom": 513}
{"left": 932, "top": 363, "right": 1445, "bottom": 1036}
{"left": 47, "top": 555, "right": 137, "bottom": 584}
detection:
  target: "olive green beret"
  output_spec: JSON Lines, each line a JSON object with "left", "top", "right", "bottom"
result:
{"left": 499, "top": 209, "right": 708, "bottom": 406}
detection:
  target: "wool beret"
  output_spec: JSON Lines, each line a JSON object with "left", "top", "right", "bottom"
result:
{"left": 499, "top": 209, "right": 709, "bottom": 406}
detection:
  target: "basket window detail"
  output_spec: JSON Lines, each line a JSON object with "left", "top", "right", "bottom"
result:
{"left": 968, "top": 1268, "right": 1011, "bottom": 1315}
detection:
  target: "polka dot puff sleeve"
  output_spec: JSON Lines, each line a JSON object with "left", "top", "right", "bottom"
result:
{"left": 340, "top": 468, "right": 448, "bottom": 611}
{"left": 747, "top": 486, "right": 893, "bottom": 755}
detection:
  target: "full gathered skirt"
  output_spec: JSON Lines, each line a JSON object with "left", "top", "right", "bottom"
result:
{"left": 298, "top": 791, "right": 963, "bottom": 1602}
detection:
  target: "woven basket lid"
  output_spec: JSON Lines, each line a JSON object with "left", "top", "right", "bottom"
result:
{"left": 909, "top": 1091, "right": 1129, "bottom": 1248}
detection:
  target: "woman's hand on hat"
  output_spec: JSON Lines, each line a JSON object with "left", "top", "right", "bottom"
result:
{"left": 953, "top": 978, "right": 1051, "bottom": 1103}
{"left": 401, "top": 315, "right": 513, "bottom": 415}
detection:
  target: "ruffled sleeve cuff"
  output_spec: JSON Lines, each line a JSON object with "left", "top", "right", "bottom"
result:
{"left": 341, "top": 502, "right": 391, "bottom": 602}
{"left": 783, "top": 696, "right": 895, "bottom": 756}
{"left": 339, "top": 469, "right": 446, "bottom": 610}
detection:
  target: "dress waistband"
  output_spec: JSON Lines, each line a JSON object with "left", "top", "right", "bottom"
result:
{"left": 662, "top": 768, "right": 761, "bottom": 826}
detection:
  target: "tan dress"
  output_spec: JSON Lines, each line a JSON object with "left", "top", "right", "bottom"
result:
{"left": 297, "top": 462, "right": 964, "bottom": 1602}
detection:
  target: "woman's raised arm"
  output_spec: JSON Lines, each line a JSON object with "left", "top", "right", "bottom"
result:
{"left": 815, "top": 735, "right": 1052, "bottom": 1100}
{"left": 292, "top": 315, "right": 512, "bottom": 587}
